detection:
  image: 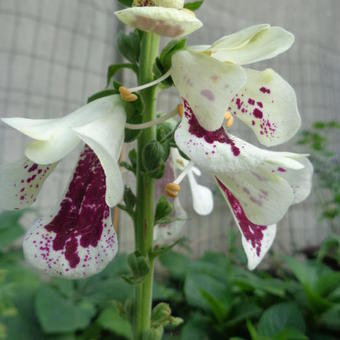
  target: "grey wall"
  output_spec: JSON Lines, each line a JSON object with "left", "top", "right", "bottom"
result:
{"left": 0, "top": 0, "right": 339, "bottom": 263}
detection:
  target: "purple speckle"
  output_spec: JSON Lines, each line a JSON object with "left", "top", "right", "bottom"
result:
{"left": 201, "top": 89, "right": 215, "bottom": 101}
{"left": 183, "top": 99, "right": 240, "bottom": 157}
{"left": 217, "top": 178, "right": 266, "bottom": 256}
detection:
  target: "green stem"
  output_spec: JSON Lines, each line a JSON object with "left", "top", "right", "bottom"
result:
{"left": 133, "top": 31, "right": 160, "bottom": 340}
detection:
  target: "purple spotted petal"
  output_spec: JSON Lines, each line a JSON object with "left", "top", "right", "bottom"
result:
{"left": 0, "top": 158, "right": 56, "bottom": 210}
{"left": 23, "top": 146, "right": 118, "bottom": 279}
{"left": 216, "top": 178, "right": 276, "bottom": 270}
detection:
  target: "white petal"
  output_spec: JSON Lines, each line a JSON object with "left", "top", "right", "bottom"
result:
{"left": 114, "top": 7, "right": 202, "bottom": 38}
{"left": 216, "top": 177, "right": 276, "bottom": 270}
{"left": 73, "top": 97, "right": 126, "bottom": 207}
{"left": 265, "top": 156, "right": 313, "bottom": 204}
{"left": 229, "top": 68, "right": 301, "bottom": 146}
{"left": 153, "top": 198, "right": 187, "bottom": 246}
{"left": 171, "top": 50, "right": 246, "bottom": 131}
{"left": 187, "top": 171, "right": 213, "bottom": 216}
{"left": 23, "top": 146, "right": 118, "bottom": 279}
{"left": 2, "top": 96, "right": 118, "bottom": 164}
{"left": 216, "top": 165, "right": 294, "bottom": 226}
{"left": 174, "top": 100, "right": 276, "bottom": 173}
{"left": 209, "top": 25, "right": 294, "bottom": 65}
{"left": 209, "top": 24, "right": 270, "bottom": 51}
{"left": 0, "top": 158, "right": 56, "bottom": 210}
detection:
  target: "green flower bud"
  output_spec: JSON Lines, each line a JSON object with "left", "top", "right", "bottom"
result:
{"left": 142, "top": 140, "right": 165, "bottom": 173}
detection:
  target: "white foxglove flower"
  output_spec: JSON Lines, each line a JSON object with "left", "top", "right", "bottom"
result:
{"left": 174, "top": 99, "right": 313, "bottom": 270}
{"left": 153, "top": 147, "right": 213, "bottom": 246}
{"left": 170, "top": 148, "right": 213, "bottom": 216}
{"left": 115, "top": 0, "right": 203, "bottom": 38}
{"left": 171, "top": 24, "right": 301, "bottom": 145}
{"left": 0, "top": 95, "right": 126, "bottom": 278}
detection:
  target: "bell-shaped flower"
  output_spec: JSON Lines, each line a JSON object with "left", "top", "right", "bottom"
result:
{"left": 153, "top": 147, "right": 213, "bottom": 246}
{"left": 0, "top": 95, "right": 126, "bottom": 278}
{"left": 174, "top": 99, "right": 313, "bottom": 270}
{"left": 171, "top": 24, "right": 301, "bottom": 146}
{"left": 114, "top": 0, "right": 203, "bottom": 38}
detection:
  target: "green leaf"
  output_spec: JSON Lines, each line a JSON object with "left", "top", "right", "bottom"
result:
{"left": 106, "top": 63, "right": 138, "bottom": 87}
{"left": 257, "top": 302, "right": 306, "bottom": 337}
{"left": 159, "top": 250, "right": 190, "bottom": 280}
{"left": 0, "top": 210, "right": 26, "bottom": 250}
{"left": 123, "top": 186, "right": 136, "bottom": 212}
{"left": 87, "top": 89, "right": 117, "bottom": 103}
{"left": 97, "top": 305, "right": 132, "bottom": 338}
{"left": 184, "top": 272, "right": 227, "bottom": 310}
{"left": 180, "top": 314, "right": 210, "bottom": 340}
{"left": 184, "top": 0, "right": 204, "bottom": 11}
{"left": 155, "top": 196, "right": 173, "bottom": 224}
{"left": 117, "top": 30, "right": 140, "bottom": 63}
{"left": 35, "top": 286, "right": 96, "bottom": 333}
{"left": 0, "top": 225, "right": 24, "bottom": 250}
{"left": 117, "top": 0, "right": 133, "bottom": 7}
{"left": 159, "top": 38, "right": 186, "bottom": 71}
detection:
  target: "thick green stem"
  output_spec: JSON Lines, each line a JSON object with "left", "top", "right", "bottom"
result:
{"left": 133, "top": 31, "right": 160, "bottom": 340}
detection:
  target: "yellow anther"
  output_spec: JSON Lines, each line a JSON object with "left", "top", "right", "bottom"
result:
{"left": 119, "top": 86, "right": 138, "bottom": 102}
{"left": 224, "top": 111, "right": 234, "bottom": 128}
{"left": 165, "top": 182, "right": 181, "bottom": 198}
{"left": 177, "top": 103, "right": 184, "bottom": 118}
{"left": 176, "top": 159, "right": 184, "bottom": 167}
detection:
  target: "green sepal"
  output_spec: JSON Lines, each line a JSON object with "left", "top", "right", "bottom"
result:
{"left": 143, "top": 326, "right": 163, "bottom": 340}
{"left": 142, "top": 140, "right": 167, "bottom": 178}
{"left": 184, "top": 0, "right": 204, "bottom": 11}
{"left": 106, "top": 63, "right": 138, "bottom": 87}
{"left": 151, "top": 303, "right": 183, "bottom": 330}
{"left": 124, "top": 98, "right": 144, "bottom": 143}
{"left": 122, "top": 251, "right": 151, "bottom": 285}
{"left": 154, "top": 196, "right": 173, "bottom": 225}
{"left": 159, "top": 38, "right": 186, "bottom": 71}
{"left": 87, "top": 89, "right": 117, "bottom": 103}
{"left": 117, "top": 30, "right": 141, "bottom": 64}
{"left": 123, "top": 187, "right": 136, "bottom": 212}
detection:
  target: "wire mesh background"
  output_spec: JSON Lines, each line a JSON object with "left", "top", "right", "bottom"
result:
{"left": 0, "top": 0, "right": 339, "bottom": 263}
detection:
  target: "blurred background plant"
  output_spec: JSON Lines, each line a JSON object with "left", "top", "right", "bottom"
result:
{"left": 1, "top": 118, "right": 339, "bottom": 339}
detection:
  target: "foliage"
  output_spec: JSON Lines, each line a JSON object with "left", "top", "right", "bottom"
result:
{"left": 1, "top": 210, "right": 339, "bottom": 339}
{"left": 297, "top": 120, "right": 340, "bottom": 226}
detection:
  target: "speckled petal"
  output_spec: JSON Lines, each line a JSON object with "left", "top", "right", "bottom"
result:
{"left": 73, "top": 96, "right": 126, "bottom": 208}
{"left": 229, "top": 68, "right": 301, "bottom": 146}
{"left": 115, "top": 7, "right": 202, "bottom": 38}
{"left": 265, "top": 156, "right": 313, "bottom": 204}
{"left": 23, "top": 146, "right": 118, "bottom": 279}
{"left": 175, "top": 99, "right": 302, "bottom": 174}
{"left": 216, "top": 166, "right": 294, "bottom": 226}
{"left": 216, "top": 177, "right": 276, "bottom": 270}
{"left": 0, "top": 158, "right": 56, "bottom": 210}
{"left": 209, "top": 25, "right": 294, "bottom": 65}
{"left": 171, "top": 50, "right": 246, "bottom": 131}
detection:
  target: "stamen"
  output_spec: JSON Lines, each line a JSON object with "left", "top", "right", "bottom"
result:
{"left": 119, "top": 87, "right": 138, "bottom": 102}
{"left": 127, "top": 69, "right": 172, "bottom": 93}
{"left": 224, "top": 111, "right": 234, "bottom": 128}
{"left": 125, "top": 108, "right": 177, "bottom": 130}
{"left": 165, "top": 183, "right": 181, "bottom": 198}
{"left": 165, "top": 161, "right": 194, "bottom": 198}
{"left": 177, "top": 103, "right": 184, "bottom": 118}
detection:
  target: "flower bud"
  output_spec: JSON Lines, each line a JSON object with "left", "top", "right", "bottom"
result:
{"left": 133, "top": 0, "right": 184, "bottom": 9}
